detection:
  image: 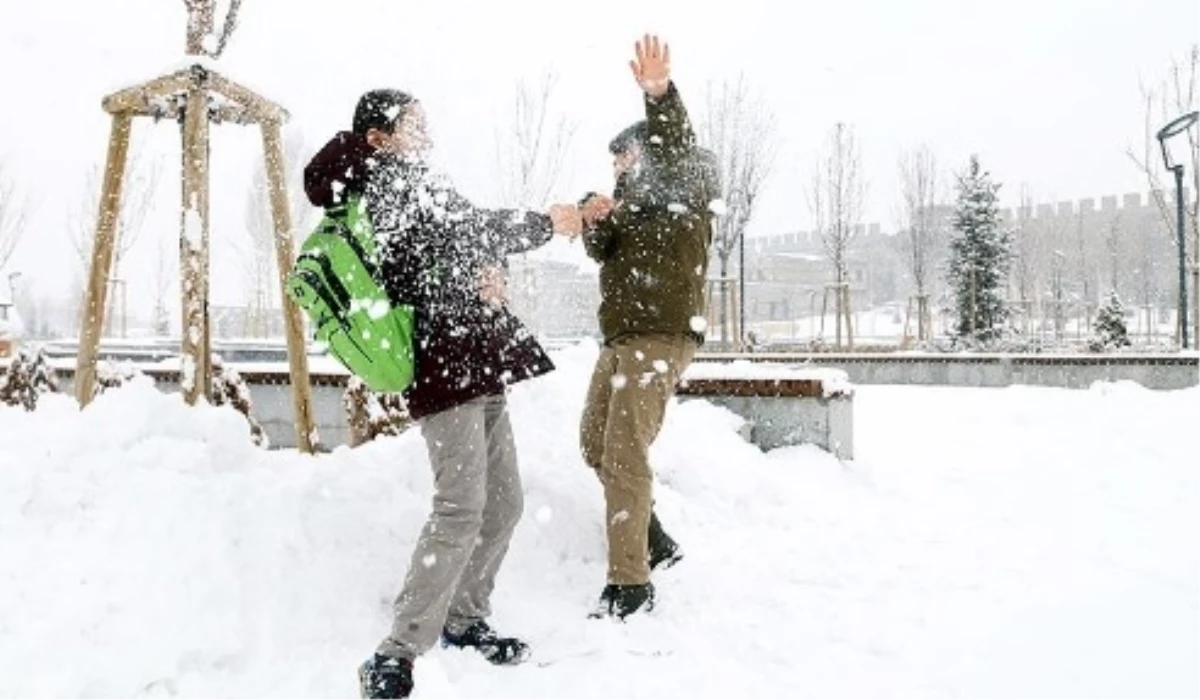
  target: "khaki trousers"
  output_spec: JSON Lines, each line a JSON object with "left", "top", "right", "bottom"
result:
{"left": 579, "top": 333, "right": 696, "bottom": 585}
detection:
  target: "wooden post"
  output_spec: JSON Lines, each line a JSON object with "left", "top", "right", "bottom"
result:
{"left": 834, "top": 279, "right": 843, "bottom": 348}
{"left": 819, "top": 285, "right": 830, "bottom": 340}
{"left": 185, "top": 1, "right": 215, "bottom": 55}
{"left": 179, "top": 81, "right": 212, "bottom": 405}
{"left": 920, "top": 294, "right": 931, "bottom": 342}
{"left": 262, "top": 119, "right": 316, "bottom": 454}
{"left": 903, "top": 295, "right": 916, "bottom": 347}
{"left": 843, "top": 283, "right": 855, "bottom": 350}
{"left": 76, "top": 113, "right": 133, "bottom": 406}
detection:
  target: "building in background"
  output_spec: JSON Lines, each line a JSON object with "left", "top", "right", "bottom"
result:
{"left": 505, "top": 255, "right": 600, "bottom": 341}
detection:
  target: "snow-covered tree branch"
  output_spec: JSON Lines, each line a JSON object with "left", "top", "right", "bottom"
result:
{"left": 699, "top": 75, "right": 776, "bottom": 346}
{"left": 493, "top": 72, "right": 576, "bottom": 209}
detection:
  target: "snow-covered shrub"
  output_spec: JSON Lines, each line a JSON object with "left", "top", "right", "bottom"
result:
{"left": 0, "top": 347, "right": 59, "bottom": 411}
{"left": 343, "top": 376, "right": 411, "bottom": 447}
{"left": 211, "top": 355, "right": 269, "bottom": 448}
{"left": 94, "top": 359, "right": 144, "bottom": 398}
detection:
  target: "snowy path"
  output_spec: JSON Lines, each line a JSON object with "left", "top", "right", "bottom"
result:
{"left": 1, "top": 344, "right": 1196, "bottom": 698}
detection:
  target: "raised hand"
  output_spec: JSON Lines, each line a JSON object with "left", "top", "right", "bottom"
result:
{"left": 629, "top": 34, "right": 671, "bottom": 98}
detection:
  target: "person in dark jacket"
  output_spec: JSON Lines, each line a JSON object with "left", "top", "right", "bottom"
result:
{"left": 304, "top": 89, "right": 581, "bottom": 700}
{"left": 576, "top": 35, "right": 720, "bottom": 620}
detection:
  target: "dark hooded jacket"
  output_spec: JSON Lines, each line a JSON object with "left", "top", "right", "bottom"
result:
{"left": 304, "top": 131, "right": 555, "bottom": 420}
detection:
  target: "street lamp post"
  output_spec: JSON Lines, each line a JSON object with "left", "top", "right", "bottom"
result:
{"left": 1156, "top": 110, "right": 1199, "bottom": 350}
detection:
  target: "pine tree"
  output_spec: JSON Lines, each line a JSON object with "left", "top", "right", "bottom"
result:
{"left": 946, "top": 155, "right": 1011, "bottom": 346}
{"left": 1092, "top": 291, "right": 1131, "bottom": 350}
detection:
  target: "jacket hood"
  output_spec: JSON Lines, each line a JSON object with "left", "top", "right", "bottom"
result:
{"left": 303, "top": 131, "right": 377, "bottom": 208}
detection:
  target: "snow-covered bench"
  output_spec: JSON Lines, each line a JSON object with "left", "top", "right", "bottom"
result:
{"left": 677, "top": 362, "right": 854, "bottom": 460}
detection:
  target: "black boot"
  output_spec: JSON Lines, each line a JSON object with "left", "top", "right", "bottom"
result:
{"left": 649, "top": 511, "right": 683, "bottom": 572}
{"left": 441, "top": 620, "right": 530, "bottom": 665}
{"left": 589, "top": 582, "right": 655, "bottom": 620}
{"left": 358, "top": 654, "right": 414, "bottom": 699}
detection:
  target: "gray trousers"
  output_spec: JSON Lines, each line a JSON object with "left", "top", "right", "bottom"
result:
{"left": 377, "top": 393, "right": 524, "bottom": 660}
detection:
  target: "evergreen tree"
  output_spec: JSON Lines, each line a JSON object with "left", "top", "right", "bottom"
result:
{"left": 946, "top": 155, "right": 1011, "bottom": 345}
{"left": 1093, "top": 290, "right": 1131, "bottom": 350}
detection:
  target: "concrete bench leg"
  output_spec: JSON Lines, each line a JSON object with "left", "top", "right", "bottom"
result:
{"left": 680, "top": 395, "right": 854, "bottom": 460}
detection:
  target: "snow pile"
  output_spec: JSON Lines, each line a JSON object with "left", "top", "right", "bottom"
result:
{"left": 1, "top": 343, "right": 1197, "bottom": 698}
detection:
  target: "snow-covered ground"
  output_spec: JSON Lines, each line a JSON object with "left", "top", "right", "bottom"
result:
{"left": 1, "top": 343, "right": 1197, "bottom": 698}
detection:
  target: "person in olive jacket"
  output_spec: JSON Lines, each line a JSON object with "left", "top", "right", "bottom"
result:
{"left": 577, "top": 34, "right": 721, "bottom": 620}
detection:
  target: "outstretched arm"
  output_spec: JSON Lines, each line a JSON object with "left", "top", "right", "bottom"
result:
{"left": 393, "top": 167, "right": 578, "bottom": 261}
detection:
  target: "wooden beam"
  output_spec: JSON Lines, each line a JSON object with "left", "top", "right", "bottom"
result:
{"left": 102, "top": 70, "right": 192, "bottom": 115}
{"left": 261, "top": 118, "right": 317, "bottom": 453}
{"left": 140, "top": 99, "right": 254, "bottom": 125}
{"left": 208, "top": 71, "right": 288, "bottom": 123}
{"left": 179, "top": 84, "right": 212, "bottom": 405}
{"left": 75, "top": 113, "right": 134, "bottom": 406}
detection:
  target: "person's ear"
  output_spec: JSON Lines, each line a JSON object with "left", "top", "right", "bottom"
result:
{"left": 365, "top": 128, "right": 390, "bottom": 151}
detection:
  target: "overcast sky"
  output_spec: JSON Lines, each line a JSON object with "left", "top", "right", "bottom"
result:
{"left": 1, "top": 0, "right": 1197, "bottom": 309}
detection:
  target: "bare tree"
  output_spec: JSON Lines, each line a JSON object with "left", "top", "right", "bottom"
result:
{"left": 240, "top": 128, "right": 311, "bottom": 338}
{"left": 698, "top": 75, "right": 777, "bottom": 348}
{"left": 184, "top": 0, "right": 243, "bottom": 57}
{"left": 1102, "top": 210, "right": 1124, "bottom": 298}
{"left": 493, "top": 72, "right": 577, "bottom": 209}
{"left": 0, "top": 163, "right": 28, "bottom": 273}
{"left": 70, "top": 141, "right": 164, "bottom": 337}
{"left": 10, "top": 275, "right": 42, "bottom": 339}
{"left": 150, "top": 229, "right": 174, "bottom": 336}
{"left": 1132, "top": 213, "right": 1167, "bottom": 340}
{"left": 1008, "top": 185, "right": 1039, "bottom": 334}
{"left": 491, "top": 72, "right": 577, "bottom": 338}
{"left": 1070, "top": 210, "right": 1098, "bottom": 336}
{"left": 897, "top": 145, "right": 940, "bottom": 342}
{"left": 808, "top": 122, "right": 866, "bottom": 349}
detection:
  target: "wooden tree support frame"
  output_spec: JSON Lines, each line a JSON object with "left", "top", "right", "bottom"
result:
{"left": 819, "top": 282, "right": 854, "bottom": 350}
{"left": 75, "top": 62, "right": 316, "bottom": 454}
{"left": 902, "top": 293, "right": 933, "bottom": 346}
{"left": 703, "top": 277, "right": 741, "bottom": 350}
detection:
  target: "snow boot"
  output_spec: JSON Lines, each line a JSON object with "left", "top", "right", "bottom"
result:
{"left": 358, "top": 653, "right": 414, "bottom": 699}
{"left": 441, "top": 620, "right": 530, "bottom": 665}
{"left": 648, "top": 511, "right": 683, "bottom": 572}
{"left": 589, "top": 582, "right": 656, "bottom": 620}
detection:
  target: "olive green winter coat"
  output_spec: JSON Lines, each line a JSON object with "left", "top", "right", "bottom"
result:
{"left": 582, "top": 82, "right": 720, "bottom": 345}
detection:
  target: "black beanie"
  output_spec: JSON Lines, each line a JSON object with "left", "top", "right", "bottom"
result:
{"left": 609, "top": 121, "right": 648, "bottom": 155}
{"left": 352, "top": 89, "right": 416, "bottom": 135}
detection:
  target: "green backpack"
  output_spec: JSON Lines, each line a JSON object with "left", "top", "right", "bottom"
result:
{"left": 287, "top": 194, "right": 416, "bottom": 393}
